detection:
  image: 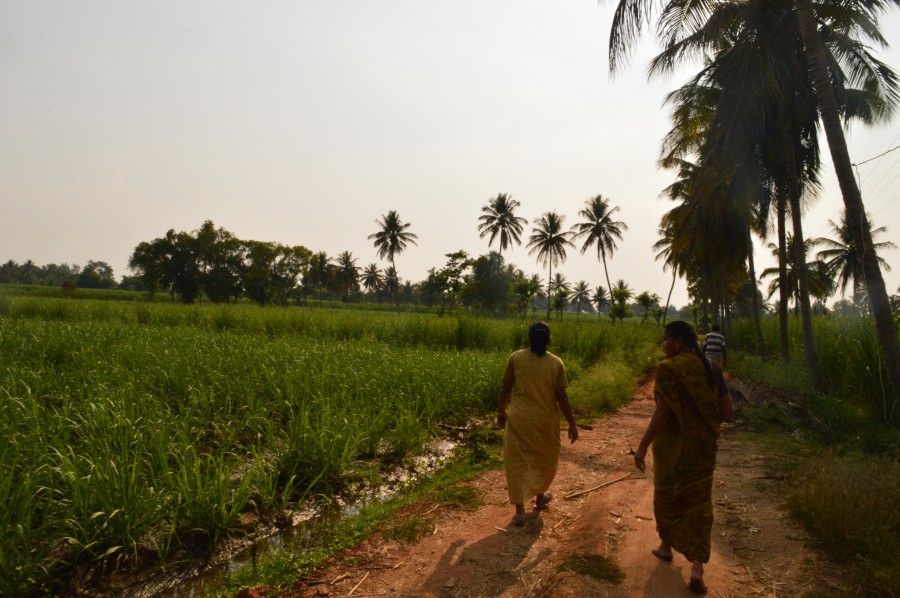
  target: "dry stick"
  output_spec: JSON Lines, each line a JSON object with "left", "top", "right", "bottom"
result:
{"left": 332, "top": 572, "right": 351, "bottom": 585}
{"left": 564, "top": 473, "right": 632, "bottom": 500}
{"left": 348, "top": 571, "right": 369, "bottom": 596}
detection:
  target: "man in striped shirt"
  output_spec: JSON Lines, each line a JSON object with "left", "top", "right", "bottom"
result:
{"left": 703, "top": 324, "right": 726, "bottom": 368}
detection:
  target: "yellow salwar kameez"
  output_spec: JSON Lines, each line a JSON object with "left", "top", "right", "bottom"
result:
{"left": 652, "top": 353, "right": 723, "bottom": 563}
{"left": 502, "top": 349, "right": 568, "bottom": 505}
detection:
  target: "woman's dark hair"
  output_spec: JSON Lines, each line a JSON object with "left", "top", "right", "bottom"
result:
{"left": 528, "top": 321, "right": 551, "bottom": 356}
{"left": 664, "top": 320, "right": 714, "bottom": 387}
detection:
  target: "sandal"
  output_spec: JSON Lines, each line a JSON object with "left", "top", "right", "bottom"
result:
{"left": 651, "top": 547, "right": 673, "bottom": 562}
{"left": 688, "top": 579, "right": 708, "bottom": 594}
{"left": 511, "top": 514, "right": 526, "bottom": 527}
{"left": 534, "top": 492, "right": 554, "bottom": 510}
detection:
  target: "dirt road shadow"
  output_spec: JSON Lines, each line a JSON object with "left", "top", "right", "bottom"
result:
{"left": 424, "top": 516, "right": 546, "bottom": 595}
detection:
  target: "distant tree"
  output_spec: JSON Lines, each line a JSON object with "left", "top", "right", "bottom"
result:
{"left": 382, "top": 267, "right": 400, "bottom": 302}
{"left": 513, "top": 275, "right": 542, "bottom": 319}
{"left": 361, "top": 263, "right": 382, "bottom": 291}
{"left": 335, "top": 251, "right": 360, "bottom": 301}
{"left": 609, "top": 280, "right": 633, "bottom": 324}
{"left": 635, "top": 291, "right": 661, "bottom": 324}
{"left": 77, "top": 260, "right": 116, "bottom": 289}
{"left": 552, "top": 288, "right": 570, "bottom": 321}
{"left": 815, "top": 213, "right": 896, "bottom": 304}
{"left": 421, "top": 251, "right": 471, "bottom": 314}
{"left": 41, "top": 263, "right": 80, "bottom": 286}
{"left": 571, "top": 195, "right": 628, "bottom": 297}
{"left": 477, "top": 193, "right": 527, "bottom": 257}
{"left": 527, "top": 212, "right": 574, "bottom": 321}
{"left": 369, "top": 210, "right": 417, "bottom": 304}
{"left": 571, "top": 281, "right": 591, "bottom": 314}
{"left": 592, "top": 285, "right": 610, "bottom": 319}
{"left": 463, "top": 252, "right": 510, "bottom": 316}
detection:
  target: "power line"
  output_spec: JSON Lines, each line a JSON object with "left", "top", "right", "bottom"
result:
{"left": 853, "top": 144, "right": 900, "bottom": 167}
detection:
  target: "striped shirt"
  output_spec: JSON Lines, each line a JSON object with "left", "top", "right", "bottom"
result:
{"left": 703, "top": 332, "right": 726, "bottom": 355}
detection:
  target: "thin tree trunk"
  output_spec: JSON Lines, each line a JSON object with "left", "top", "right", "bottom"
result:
{"left": 663, "top": 268, "right": 676, "bottom": 327}
{"left": 602, "top": 251, "right": 612, "bottom": 301}
{"left": 794, "top": 0, "right": 900, "bottom": 410}
{"left": 785, "top": 134, "right": 826, "bottom": 392}
{"left": 547, "top": 263, "right": 553, "bottom": 321}
{"left": 777, "top": 191, "right": 791, "bottom": 363}
{"left": 746, "top": 224, "right": 768, "bottom": 357}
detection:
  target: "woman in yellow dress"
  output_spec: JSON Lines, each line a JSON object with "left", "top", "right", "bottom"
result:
{"left": 496, "top": 322, "right": 578, "bottom": 527}
{"left": 634, "top": 320, "right": 733, "bottom": 594}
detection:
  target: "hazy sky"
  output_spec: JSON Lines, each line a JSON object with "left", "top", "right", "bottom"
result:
{"left": 3, "top": 1, "right": 899, "bottom": 308}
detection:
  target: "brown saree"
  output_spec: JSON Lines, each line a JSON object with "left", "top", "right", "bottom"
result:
{"left": 652, "top": 353, "right": 722, "bottom": 563}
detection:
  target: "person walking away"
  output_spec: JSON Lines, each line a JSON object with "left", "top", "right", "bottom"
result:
{"left": 634, "top": 320, "right": 733, "bottom": 594}
{"left": 496, "top": 321, "right": 578, "bottom": 527}
{"left": 702, "top": 324, "right": 726, "bottom": 369}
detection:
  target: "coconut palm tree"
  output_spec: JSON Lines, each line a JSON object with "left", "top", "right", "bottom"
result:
{"left": 527, "top": 212, "right": 574, "bottom": 320}
{"left": 550, "top": 272, "right": 570, "bottom": 295}
{"left": 477, "top": 193, "right": 527, "bottom": 258}
{"left": 571, "top": 195, "right": 628, "bottom": 295}
{"left": 592, "top": 286, "right": 610, "bottom": 319}
{"left": 369, "top": 210, "right": 417, "bottom": 304}
{"left": 815, "top": 212, "right": 896, "bottom": 302}
{"left": 607, "top": 0, "right": 900, "bottom": 406}
{"left": 361, "top": 263, "right": 383, "bottom": 298}
{"left": 571, "top": 281, "right": 591, "bottom": 315}
{"left": 335, "top": 251, "right": 360, "bottom": 301}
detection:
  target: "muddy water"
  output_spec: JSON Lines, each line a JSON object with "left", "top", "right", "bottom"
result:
{"left": 137, "top": 438, "right": 460, "bottom": 597}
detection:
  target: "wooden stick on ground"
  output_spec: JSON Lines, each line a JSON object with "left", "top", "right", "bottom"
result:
{"left": 564, "top": 473, "right": 632, "bottom": 500}
{"left": 347, "top": 571, "right": 369, "bottom": 596}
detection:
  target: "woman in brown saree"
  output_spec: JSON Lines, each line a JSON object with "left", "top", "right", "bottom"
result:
{"left": 634, "top": 320, "right": 733, "bottom": 594}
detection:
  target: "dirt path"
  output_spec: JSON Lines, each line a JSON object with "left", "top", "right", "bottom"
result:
{"left": 256, "top": 375, "right": 848, "bottom": 597}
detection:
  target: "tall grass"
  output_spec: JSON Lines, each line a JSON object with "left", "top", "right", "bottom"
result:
{"left": 732, "top": 316, "right": 895, "bottom": 423}
{"left": 0, "top": 297, "right": 660, "bottom": 594}
{"left": 788, "top": 453, "right": 900, "bottom": 595}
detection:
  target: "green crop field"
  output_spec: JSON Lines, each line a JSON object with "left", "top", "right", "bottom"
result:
{"left": 0, "top": 294, "right": 659, "bottom": 594}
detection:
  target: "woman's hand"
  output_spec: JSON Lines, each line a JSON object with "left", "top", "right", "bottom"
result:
{"left": 567, "top": 424, "right": 579, "bottom": 443}
{"left": 496, "top": 407, "right": 507, "bottom": 428}
{"left": 633, "top": 445, "right": 648, "bottom": 473}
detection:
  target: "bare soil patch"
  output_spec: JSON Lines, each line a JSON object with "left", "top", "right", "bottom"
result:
{"left": 247, "top": 373, "right": 849, "bottom": 597}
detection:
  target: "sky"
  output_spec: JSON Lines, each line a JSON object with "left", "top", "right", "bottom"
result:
{"left": 2, "top": 1, "right": 900, "bottom": 309}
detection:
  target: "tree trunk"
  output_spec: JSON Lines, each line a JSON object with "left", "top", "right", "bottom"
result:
{"left": 785, "top": 134, "right": 826, "bottom": 392}
{"left": 746, "top": 224, "right": 768, "bottom": 357}
{"left": 663, "top": 268, "right": 676, "bottom": 327}
{"left": 547, "top": 263, "right": 553, "bottom": 321}
{"left": 777, "top": 191, "right": 791, "bottom": 363}
{"left": 794, "top": 0, "right": 900, "bottom": 408}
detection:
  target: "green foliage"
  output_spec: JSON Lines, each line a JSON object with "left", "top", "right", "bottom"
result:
{"left": 788, "top": 453, "right": 900, "bottom": 596}
{"left": 383, "top": 517, "right": 434, "bottom": 543}
{"left": 732, "top": 315, "right": 896, "bottom": 427}
{"left": 560, "top": 553, "right": 624, "bottom": 583}
{"left": 0, "top": 297, "right": 661, "bottom": 594}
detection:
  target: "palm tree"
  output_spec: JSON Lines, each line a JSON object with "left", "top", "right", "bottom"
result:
{"left": 592, "top": 286, "right": 610, "bottom": 319}
{"left": 369, "top": 210, "right": 417, "bottom": 304}
{"left": 361, "top": 263, "right": 383, "bottom": 298}
{"left": 815, "top": 213, "right": 896, "bottom": 303}
{"left": 571, "top": 281, "right": 591, "bottom": 315}
{"left": 477, "top": 193, "right": 527, "bottom": 258}
{"left": 571, "top": 195, "right": 628, "bottom": 295}
{"left": 607, "top": 0, "right": 900, "bottom": 406}
{"left": 335, "top": 251, "right": 360, "bottom": 301}
{"left": 550, "top": 272, "right": 570, "bottom": 295}
{"left": 527, "top": 212, "right": 574, "bottom": 320}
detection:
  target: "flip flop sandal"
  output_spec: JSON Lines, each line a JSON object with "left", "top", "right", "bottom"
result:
{"left": 535, "top": 492, "right": 554, "bottom": 510}
{"left": 651, "top": 547, "right": 674, "bottom": 562}
{"left": 511, "top": 514, "right": 526, "bottom": 527}
{"left": 688, "top": 579, "right": 708, "bottom": 594}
